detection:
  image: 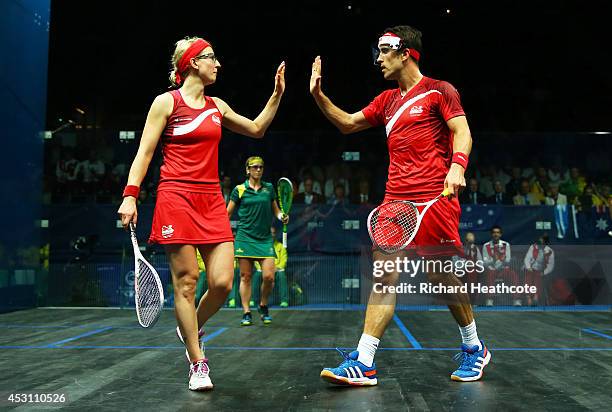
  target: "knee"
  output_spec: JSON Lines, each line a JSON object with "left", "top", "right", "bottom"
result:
{"left": 374, "top": 271, "right": 399, "bottom": 287}
{"left": 240, "top": 272, "right": 252, "bottom": 282}
{"left": 210, "top": 276, "right": 233, "bottom": 296}
{"left": 175, "top": 271, "right": 199, "bottom": 301}
{"left": 262, "top": 272, "right": 275, "bottom": 283}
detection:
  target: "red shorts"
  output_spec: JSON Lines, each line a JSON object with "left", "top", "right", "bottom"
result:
{"left": 148, "top": 190, "right": 233, "bottom": 245}
{"left": 381, "top": 195, "right": 463, "bottom": 257}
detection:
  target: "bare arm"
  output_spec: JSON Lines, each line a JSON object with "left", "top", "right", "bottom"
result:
{"left": 117, "top": 93, "right": 173, "bottom": 227}
{"left": 227, "top": 199, "right": 237, "bottom": 217}
{"left": 273, "top": 200, "right": 289, "bottom": 224}
{"left": 444, "top": 115, "right": 473, "bottom": 197}
{"left": 213, "top": 62, "right": 285, "bottom": 138}
{"left": 310, "top": 56, "right": 372, "bottom": 134}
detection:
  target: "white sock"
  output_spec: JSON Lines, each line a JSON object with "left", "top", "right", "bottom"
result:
{"left": 356, "top": 333, "right": 379, "bottom": 367}
{"left": 459, "top": 321, "right": 481, "bottom": 349}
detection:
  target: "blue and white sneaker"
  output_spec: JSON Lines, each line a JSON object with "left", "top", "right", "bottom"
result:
{"left": 451, "top": 340, "right": 491, "bottom": 382}
{"left": 320, "top": 349, "right": 378, "bottom": 386}
{"left": 176, "top": 326, "right": 205, "bottom": 362}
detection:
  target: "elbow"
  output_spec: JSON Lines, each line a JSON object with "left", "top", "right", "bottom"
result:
{"left": 338, "top": 123, "right": 355, "bottom": 135}
{"left": 250, "top": 124, "right": 265, "bottom": 139}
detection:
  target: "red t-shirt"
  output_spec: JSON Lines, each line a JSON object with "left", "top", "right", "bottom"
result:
{"left": 158, "top": 90, "right": 223, "bottom": 193}
{"left": 361, "top": 76, "right": 465, "bottom": 201}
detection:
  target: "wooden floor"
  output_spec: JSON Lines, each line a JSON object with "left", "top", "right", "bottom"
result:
{"left": 1, "top": 307, "right": 611, "bottom": 411}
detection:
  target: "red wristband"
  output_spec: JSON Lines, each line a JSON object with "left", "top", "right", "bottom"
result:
{"left": 123, "top": 185, "right": 140, "bottom": 198}
{"left": 451, "top": 152, "right": 469, "bottom": 169}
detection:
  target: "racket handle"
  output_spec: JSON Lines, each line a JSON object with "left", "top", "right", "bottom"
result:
{"left": 283, "top": 231, "right": 287, "bottom": 248}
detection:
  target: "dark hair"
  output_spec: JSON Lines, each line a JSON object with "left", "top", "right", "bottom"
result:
{"left": 383, "top": 25, "right": 423, "bottom": 64}
{"left": 491, "top": 225, "right": 503, "bottom": 232}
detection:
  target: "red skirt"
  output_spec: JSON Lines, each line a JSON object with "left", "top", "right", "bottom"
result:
{"left": 148, "top": 190, "right": 233, "bottom": 245}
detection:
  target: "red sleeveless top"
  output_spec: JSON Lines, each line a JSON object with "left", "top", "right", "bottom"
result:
{"left": 157, "top": 89, "right": 223, "bottom": 193}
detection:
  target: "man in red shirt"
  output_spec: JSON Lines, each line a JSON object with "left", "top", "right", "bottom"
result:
{"left": 311, "top": 25, "right": 490, "bottom": 385}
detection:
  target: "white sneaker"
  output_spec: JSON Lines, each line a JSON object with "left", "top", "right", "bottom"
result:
{"left": 176, "top": 326, "right": 205, "bottom": 362}
{"left": 189, "top": 359, "right": 213, "bottom": 391}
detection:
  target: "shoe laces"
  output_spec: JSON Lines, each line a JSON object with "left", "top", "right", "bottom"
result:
{"left": 192, "top": 359, "right": 209, "bottom": 376}
{"left": 453, "top": 351, "right": 475, "bottom": 370}
{"left": 335, "top": 348, "right": 355, "bottom": 368}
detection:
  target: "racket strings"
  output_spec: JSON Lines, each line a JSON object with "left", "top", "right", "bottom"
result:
{"left": 371, "top": 202, "right": 418, "bottom": 252}
{"left": 135, "top": 259, "right": 162, "bottom": 327}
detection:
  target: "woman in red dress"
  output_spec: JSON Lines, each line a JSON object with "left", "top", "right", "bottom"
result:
{"left": 117, "top": 36, "right": 285, "bottom": 391}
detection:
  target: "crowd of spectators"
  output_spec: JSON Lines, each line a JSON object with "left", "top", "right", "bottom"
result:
{"left": 43, "top": 131, "right": 612, "bottom": 215}
{"left": 460, "top": 164, "right": 612, "bottom": 212}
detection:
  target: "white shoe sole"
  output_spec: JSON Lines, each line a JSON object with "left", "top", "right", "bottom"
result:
{"left": 189, "top": 376, "right": 214, "bottom": 391}
{"left": 451, "top": 350, "right": 492, "bottom": 382}
{"left": 320, "top": 369, "right": 378, "bottom": 386}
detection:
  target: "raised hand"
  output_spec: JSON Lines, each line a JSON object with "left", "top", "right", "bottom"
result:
{"left": 310, "top": 56, "right": 322, "bottom": 96}
{"left": 274, "top": 61, "right": 286, "bottom": 96}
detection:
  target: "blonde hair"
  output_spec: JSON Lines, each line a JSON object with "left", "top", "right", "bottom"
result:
{"left": 168, "top": 36, "right": 204, "bottom": 88}
{"left": 245, "top": 156, "right": 264, "bottom": 176}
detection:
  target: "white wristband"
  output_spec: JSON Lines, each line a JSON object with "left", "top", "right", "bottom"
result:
{"left": 277, "top": 212, "right": 284, "bottom": 221}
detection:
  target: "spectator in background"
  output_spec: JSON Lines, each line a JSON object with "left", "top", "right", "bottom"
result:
{"left": 560, "top": 167, "right": 586, "bottom": 202}
{"left": 506, "top": 166, "right": 522, "bottom": 197}
{"left": 482, "top": 225, "right": 521, "bottom": 306}
{"left": 545, "top": 183, "right": 567, "bottom": 205}
{"left": 328, "top": 183, "right": 349, "bottom": 206}
{"left": 55, "top": 148, "right": 78, "bottom": 186}
{"left": 459, "top": 178, "right": 484, "bottom": 205}
{"left": 598, "top": 183, "right": 612, "bottom": 207}
{"left": 513, "top": 179, "right": 541, "bottom": 205}
{"left": 55, "top": 148, "right": 78, "bottom": 200}
{"left": 324, "top": 163, "right": 350, "bottom": 199}
{"left": 486, "top": 180, "right": 512, "bottom": 205}
{"left": 530, "top": 167, "right": 549, "bottom": 203}
{"left": 221, "top": 175, "right": 233, "bottom": 204}
{"left": 352, "top": 178, "right": 372, "bottom": 205}
{"left": 547, "top": 165, "right": 563, "bottom": 186}
{"left": 298, "top": 172, "right": 323, "bottom": 195}
{"left": 575, "top": 184, "right": 604, "bottom": 211}
{"left": 523, "top": 234, "right": 554, "bottom": 306}
{"left": 110, "top": 162, "right": 128, "bottom": 197}
{"left": 88, "top": 150, "right": 107, "bottom": 183}
{"left": 478, "top": 165, "right": 496, "bottom": 198}
{"left": 74, "top": 150, "right": 106, "bottom": 194}
{"left": 295, "top": 177, "right": 324, "bottom": 204}
{"left": 496, "top": 165, "right": 512, "bottom": 188}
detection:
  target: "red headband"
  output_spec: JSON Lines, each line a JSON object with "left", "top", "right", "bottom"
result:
{"left": 378, "top": 32, "right": 420, "bottom": 62}
{"left": 175, "top": 38, "right": 211, "bottom": 85}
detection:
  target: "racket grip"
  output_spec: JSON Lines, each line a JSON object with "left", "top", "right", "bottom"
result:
{"left": 283, "top": 232, "right": 287, "bottom": 248}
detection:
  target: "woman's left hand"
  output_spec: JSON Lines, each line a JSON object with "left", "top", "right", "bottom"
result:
{"left": 281, "top": 213, "right": 289, "bottom": 225}
{"left": 274, "top": 61, "right": 286, "bottom": 96}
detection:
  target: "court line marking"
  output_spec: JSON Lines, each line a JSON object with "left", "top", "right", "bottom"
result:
{"left": 392, "top": 314, "right": 423, "bottom": 349}
{"left": 0, "top": 323, "right": 225, "bottom": 331}
{"left": 582, "top": 328, "right": 612, "bottom": 340}
{"left": 202, "top": 327, "right": 228, "bottom": 342}
{"left": 46, "top": 326, "right": 114, "bottom": 347}
{"left": 1, "top": 345, "right": 612, "bottom": 351}
{"left": 34, "top": 305, "right": 612, "bottom": 312}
